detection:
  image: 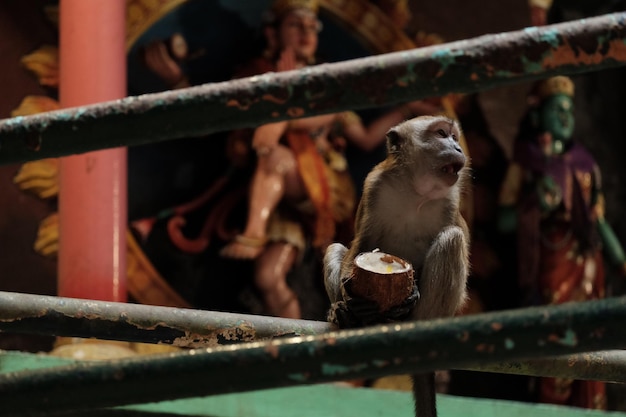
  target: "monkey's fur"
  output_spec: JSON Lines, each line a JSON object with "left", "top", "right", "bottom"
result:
{"left": 324, "top": 116, "right": 470, "bottom": 417}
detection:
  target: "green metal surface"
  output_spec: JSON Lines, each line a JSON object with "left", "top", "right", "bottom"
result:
{"left": 0, "top": 351, "right": 73, "bottom": 374}
{"left": 0, "top": 296, "right": 625, "bottom": 416}
{"left": 125, "top": 385, "right": 626, "bottom": 417}
{"left": 0, "top": 12, "right": 626, "bottom": 164}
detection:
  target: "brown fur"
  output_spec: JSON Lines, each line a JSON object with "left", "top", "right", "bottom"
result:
{"left": 324, "top": 116, "right": 471, "bottom": 417}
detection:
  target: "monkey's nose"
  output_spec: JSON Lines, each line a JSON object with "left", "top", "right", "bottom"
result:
{"left": 454, "top": 143, "right": 462, "bottom": 153}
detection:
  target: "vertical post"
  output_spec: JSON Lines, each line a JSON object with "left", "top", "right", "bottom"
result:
{"left": 58, "top": 0, "right": 127, "bottom": 302}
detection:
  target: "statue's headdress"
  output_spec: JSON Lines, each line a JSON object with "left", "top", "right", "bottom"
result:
{"left": 264, "top": 0, "right": 319, "bottom": 24}
{"left": 535, "top": 76, "right": 575, "bottom": 99}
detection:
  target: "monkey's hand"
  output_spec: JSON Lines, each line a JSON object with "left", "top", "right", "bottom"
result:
{"left": 382, "top": 284, "right": 420, "bottom": 320}
{"left": 324, "top": 243, "right": 419, "bottom": 327}
{"left": 328, "top": 279, "right": 419, "bottom": 327}
{"left": 327, "top": 300, "right": 362, "bottom": 328}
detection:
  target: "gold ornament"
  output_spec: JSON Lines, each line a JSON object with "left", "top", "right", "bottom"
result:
{"left": 536, "top": 75, "right": 575, "bottom": 98}
{"left": 270, "top": 0, "right": 319, "bottom": 18}
{"left": 20, "top": 45, "right": 59, "bottom": 87}
{"left": 375, "top": 0, "right": 409, "bottom": 16}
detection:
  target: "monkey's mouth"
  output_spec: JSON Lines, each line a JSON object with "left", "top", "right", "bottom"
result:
{"left": 440, "top": 162, "right": 464, "bottom": 176}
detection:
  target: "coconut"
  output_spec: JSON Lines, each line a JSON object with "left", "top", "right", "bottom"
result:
{"left": 346, "top": 250, "right": 414, "bottom": 312}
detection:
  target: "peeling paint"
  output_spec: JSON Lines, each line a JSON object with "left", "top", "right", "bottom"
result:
{"left": 504, "top": 338, "right": 515, "bottom": 350}
{"left": 432, "top": 49, "right": 456, "bottom": 73}
{"left": 539, "top": 29, "right": 562, "bottom": 48}
{"left": 548, "top": 329, "right": 578, "bottom": 347}
{"left": 457, "top": 331, "right": 470, "bottom": 342}
{"left": 265, "top": 344, "right": 280, "bottom": 359}
{"left": 261, "top": 94, "right": 289, "bottom": 105}
{"left": 475, "top": 343, "right": 495, "bottom": 353}
{"left": 321, "top": 362, "right": 368, "bottom": 376}
{"left": 521, "top": 56, "right": 544, "bottom": 74}
{"left": 288, "top": 372, "right": 310, "bottom": 382}
{"left": 372, "top": 359, "right": 389, "bottom": 368}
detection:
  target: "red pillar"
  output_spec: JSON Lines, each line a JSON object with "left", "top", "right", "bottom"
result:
{"left": 58, "top": 0, "right": 127, "bottom": 302}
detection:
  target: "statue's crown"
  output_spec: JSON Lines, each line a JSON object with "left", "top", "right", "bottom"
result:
{"left": 270, "top": 0, "right": 319, "bottom": 17}
{"left": 537, "top": 76, "right": 575, "bottom": 98}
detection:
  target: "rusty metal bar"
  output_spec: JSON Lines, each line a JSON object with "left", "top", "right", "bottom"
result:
{"left": 1, "top": 12, "right": 626, "bottom": 165}
{"left": 0, "top": 291, "right": 332, "bottom": 347}
{"left": 3, "top": 290, "right": 626, "bottom": 386}
{"left": 0, "top": 296, "right": 625, "bottom": 416}
{"left": 1, "top": 291, "right": 625, "bottom": 385}
{"left": 463, "top": 350, "right": 626, "bottom": 383}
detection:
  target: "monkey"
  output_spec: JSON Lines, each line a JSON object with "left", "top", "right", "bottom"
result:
{"left": 323, "top": 115, "right": 470, "bottom": 417}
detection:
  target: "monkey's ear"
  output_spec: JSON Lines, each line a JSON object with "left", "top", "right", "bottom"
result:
{"left": 386, "top": 129, "right": 402, "bottom": 154}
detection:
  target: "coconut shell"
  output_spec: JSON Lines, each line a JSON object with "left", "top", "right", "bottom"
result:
{"left": 346, "top": 251, "right": 414, "bottom": 312}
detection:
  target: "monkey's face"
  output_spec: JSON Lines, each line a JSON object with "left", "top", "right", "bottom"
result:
{"left": 388, "top": 116, "right": 466, "bottom": 199}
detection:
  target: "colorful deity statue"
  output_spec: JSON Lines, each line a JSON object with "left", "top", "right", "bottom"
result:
{"left": 142, "top": 0, "right": 435, "bottom": 319}
{"left": 498, "top": 75, "right": 626, "bottom": 409}
{"left": 218, "top": 0, "right": 439, "bottom": 318}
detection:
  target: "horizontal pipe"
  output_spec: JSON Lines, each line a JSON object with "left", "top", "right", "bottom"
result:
{"left": 0, "top": 296, "right": 625, "bottom": 415}
{"left": 0, "top": 291, "right": 625, "bottom": 385}
{"left": 0, "top": 291, "right": 332, "bottom": 347}
{"left": 1, "top": 12, "right": 626, "bottom": 165}
{"left": 463, "top": 350, "right": 626, "bottom": 383}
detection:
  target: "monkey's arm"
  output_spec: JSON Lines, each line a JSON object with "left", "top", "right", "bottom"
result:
{"left": 412, "top": 225, "right": 469, "bottom": 320}
{"left": 323, "top": 243, "right": 348, "bottom": 304}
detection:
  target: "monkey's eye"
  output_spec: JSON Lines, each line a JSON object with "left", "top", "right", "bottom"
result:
{"left": 452, "top": 134, "right": 458, "bottom": 141}
{"left": 436, "top": 129, "right": 447, "bottom": 138}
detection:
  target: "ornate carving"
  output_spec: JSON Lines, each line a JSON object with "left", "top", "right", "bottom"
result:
{"left": 320, "top": 0, "right": 414, "bottom": 53}
{"left": 126, "top": 0, "right": 188, "bottom": 50}
{"left": 20, "top": 45, "right": 59, "bottom": 87}
{"left": 14, "top": 0, "right": 433, "bottom": 309}
{"left": 13, "top": 0, "right": 192, "bottom": 308}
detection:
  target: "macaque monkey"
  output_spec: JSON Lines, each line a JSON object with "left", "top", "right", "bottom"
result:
{"left": 324, "top": 115, "right": 470, "bottom": 417}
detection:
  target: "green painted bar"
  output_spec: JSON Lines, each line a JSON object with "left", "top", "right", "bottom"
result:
{"left": 2, "top": 351, "right": 625, "bottom": 417}
{"left": 0, "top": 296, "right": 625, "bottom": 416}
{"left": 0, "top": 349, "right": 622, "bottom": 417}
{"left": 1, "top": 12, "right": 626, "bottom": 165}
{"left": 0, "top": 351, "right": 626, "bottom": 417}
{"left": 4, "top": 348, "right": 626, "bottom": 385}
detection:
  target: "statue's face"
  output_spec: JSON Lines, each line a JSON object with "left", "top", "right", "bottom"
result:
{"left": 277, "top": 10, "right": 320, "bottom": 63}
{"left": 539, "top": 94, "right": 575, "bottom": 145}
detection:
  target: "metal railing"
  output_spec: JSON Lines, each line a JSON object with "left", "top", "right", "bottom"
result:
{"left": 0, "top": 13, "right": 625, "bottom": 165}
{"left": 0, "top": 11, "right": 625, "bottom": 416}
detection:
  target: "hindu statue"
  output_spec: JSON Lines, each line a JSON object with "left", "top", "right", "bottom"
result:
{"left": 498, "top": 75, "right": 626, "bottom": 409}
{"left": 143, "top": 0, "right": 435, "bottom": 319}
